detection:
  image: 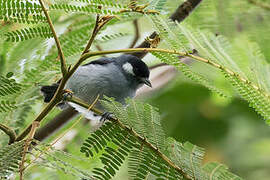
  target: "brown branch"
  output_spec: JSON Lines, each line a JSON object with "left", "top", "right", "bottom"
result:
{"left": 82, "top": 15, "right": 115, "bottom": 55}
{"left": 130, "top": 0, "right": 203, "bottom": 58}
{"left": 170, "top": 0, "right": 203, "bottom": 22}
{"left": 38, "top": 0, "right": 67, "bottom": 76}
{"left": 129, "top": 19, "right": 140, "bottom": 48}
{"left": 19, "top": 121, "right": 40, "bottom": 180}
{"left": 34, "top": 107, "right": 78, "bottom": 141}
{"left": 95, "top": 44, "right": 104, "bottom": 52}
{"left": 0, "top": 123, "right": 16, "bottom": 144}
{"left": 82, "top": 14, "right": 100, "bottom": 54}
{"left": 247, "top": 0, "right": 270, "bottom": 10}
{"left": 67, "top": 96, "right": 193, "bottom": 180}
{"left": 130, "top": 31, "right": 158, "bottom": 59}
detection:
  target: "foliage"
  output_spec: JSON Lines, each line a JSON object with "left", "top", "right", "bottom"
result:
{"left": 0, "top": 0, "right": 46, "bottom": 24}
{"left": 5, "top": 26, "right": 53, "bottom": 42}
{"left": 0, "top": 141, "right": 24, "bottom": 178}
{"left": 0, "top": 0, "right": 269, "bottom": 179}
{"left": 79, "top": 98, "right": 241, "bottom": 180}
{"left": 149, "top": 14, "right": 270, "bottom": 124}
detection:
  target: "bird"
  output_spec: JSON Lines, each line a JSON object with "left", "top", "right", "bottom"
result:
{"left": 41, "top": 54, "right": 152, "bottom": 126}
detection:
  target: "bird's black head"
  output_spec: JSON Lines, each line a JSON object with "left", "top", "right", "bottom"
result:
{"left": 119, "top": 55, "right": 151, "bottom": 87}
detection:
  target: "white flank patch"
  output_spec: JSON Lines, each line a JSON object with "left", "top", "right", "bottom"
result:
{"left": 122, "top": 62, "right": 135, "bottom": 75}
{"left": 68, "top": 102, "right": 103, "bottom": 129}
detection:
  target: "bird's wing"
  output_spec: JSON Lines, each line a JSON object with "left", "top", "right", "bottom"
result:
{"left": 82, "top": 57, "right": 114, "bottom": 66}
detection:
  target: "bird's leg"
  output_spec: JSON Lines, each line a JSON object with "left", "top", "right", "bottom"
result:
{"left": 100, "top": 112, "right": 113, "bottom": 123}
{"left": 62, "top": 89, "right": 74, "bottom": 101}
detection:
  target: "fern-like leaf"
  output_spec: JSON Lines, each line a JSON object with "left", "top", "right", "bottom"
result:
{"left": 94, "top": 32, "right": 129, "bottom": 44}
{"left": 80, "top": 98, "right": 241, "bottom": 179}
{"left": 32, "top": 143, "right": 94, "bottom": 179}
{"left": 5, "top": 26, "right": 53, "bottom": 42}
{"left": 0, "top": 0, "right": 46, "bottom": 24}
{"left": 166, "top": 138, "right": 206, "bottom": 179}
{"left": 0, "top": 141, "right": 24, "bottom": 178}
{"left": 150, "top": 14, "right": 270, "bottom": 123}
{"left": 102, "top": 97, "right": 166, "bottom": 150}
{"left": 81, "top": 121, "right": 138, "bottom": 179}
{"left": 0, "top": 76, "right": 22, "bottom": 97}
{"left": 0, "top": 100, "right": 17, "bottom": 113}
{"left": 203, "top": 162, "right": 242, "bottom": 180}
{"left": 152, "top": 52, "right": 229, "bottom": 98}
{"left": 128, "top": 147, "right": 183, "bottom": 180}
{"left": 49, "top": 0, "right": 126, "bottom": 15}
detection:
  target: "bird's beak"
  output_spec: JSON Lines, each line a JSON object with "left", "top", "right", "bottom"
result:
{"left": 141, "top": 78, "right": 152, "bottom": 88}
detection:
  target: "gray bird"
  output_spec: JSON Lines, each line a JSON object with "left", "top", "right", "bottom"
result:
{"left": 41, "top": 54, "right": 151, "bottom": 124}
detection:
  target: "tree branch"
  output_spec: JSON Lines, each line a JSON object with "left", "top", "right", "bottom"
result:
{"left": 129, "top": 19, "right": 140, "bottom": 48}
{"left": 247, "top": 0, "right": 270, "bottom": 10}
{"left": 0, "top": 123, "right": 16, "bottom": 144}
{"left": 38, "top": 0, "right": 68, "bottom": 76}
{"left": 19, "top": 121, "right": 40, "bottom": 180}
{"left": 82, "top": 15, "right": 115, "bottom": 54}
{"left": 130, "top": 0, "right": 203, "bottom": 58}
{"left": 34, "top": 107, "right": 78, "bottom": 141}
{"left": 170, "top": 0, "right": 203, "bottom": 22}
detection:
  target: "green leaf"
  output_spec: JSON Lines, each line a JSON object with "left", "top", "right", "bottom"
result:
{"left": 0, "top": 0, "right": 46, "bottom": 24}
{"left": 0, "top": 141, "right": 24, "bottom": 178}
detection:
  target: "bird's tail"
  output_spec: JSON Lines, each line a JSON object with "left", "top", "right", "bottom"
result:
{"left": 40, "top": 83, "right": 59, "bottom": 102}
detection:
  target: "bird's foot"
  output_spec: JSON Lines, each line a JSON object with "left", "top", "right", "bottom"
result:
{"left": 62, "top": 89, "right": 73, "bottom": 101}
{"left": 100, "top": 112, "right": 113, "bottom": 123}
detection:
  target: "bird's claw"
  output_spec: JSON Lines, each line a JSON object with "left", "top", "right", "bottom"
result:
{"left": 63, "top": 89, "right": 73, "bottom": 101}
{"left": 100, "top": 112, "right": 113, "bottom": 123}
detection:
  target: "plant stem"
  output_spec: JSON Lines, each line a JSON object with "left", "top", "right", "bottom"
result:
{"left": 81, "top": 14, "right": 100, "bottom": 54}
{"left": 19, "top": 121, "right": 40, "bottom": 180}
{"left": 0, "top": 123, "right": 16, "bottom": 144}
{"left": 38, "top": 0, "right": 68, "bottom": 76}
{"left": 247, "top": 0, "right": 270, "bottom": 10}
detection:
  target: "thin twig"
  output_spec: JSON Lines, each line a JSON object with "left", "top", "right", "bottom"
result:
{"left": 129, "top": 19, "right": 140, "bottom": 48}
{"left": 82, "top": 14, "right": 100, "bottom": 54}
{"left": 38, "top": 0, "right": 67, "bottom": 76}
{"left": 82, "top": 15, "right": 115, "bottom": 55}
{"left": 19, "top": 121, "right": 40, "bottom": 180}
{"left": 67, "top": 96, "right": 193, "bottom": 180}
{"left": 0, "top": 123, "right": 16, "bottom": 144}
{"left": 130, "top": 0, "right": 203, "bottom": 58}
{"left": 95, "top": 44, "right": 104, "bottom": 52}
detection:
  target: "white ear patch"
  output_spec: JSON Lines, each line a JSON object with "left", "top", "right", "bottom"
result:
{"left": 122, "top": 62, "right": 135, "bottom": 75}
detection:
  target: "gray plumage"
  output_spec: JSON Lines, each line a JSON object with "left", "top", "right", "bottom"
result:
{"left": 41, "top": 54, "right": 151, "bottom": 125}
{"left": 66, "top": 55, "right": 142, "bottom": 109}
